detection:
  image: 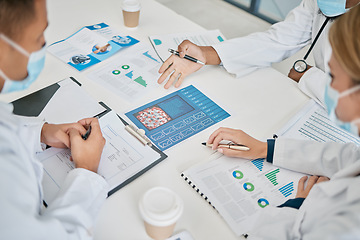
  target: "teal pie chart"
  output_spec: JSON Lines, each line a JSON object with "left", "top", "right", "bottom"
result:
{"left": 257, "top": 198, "right": 269, "bottom": 208}
{"left": 243, "top": 182, "right": 255, "bottom": 192}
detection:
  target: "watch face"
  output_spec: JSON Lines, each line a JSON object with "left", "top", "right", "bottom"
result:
{"left": 294, "top": 60, "right": 307, "bottom": 73}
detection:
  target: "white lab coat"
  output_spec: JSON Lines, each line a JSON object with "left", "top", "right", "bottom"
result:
{"left": 0, "top": 102, "right": 109, "bottom": 240}
{"left": 212, "top": 0, "right": 331, "bottom": 105}
{"left": 247, "top": 139, "right": 360, "bottom": 239}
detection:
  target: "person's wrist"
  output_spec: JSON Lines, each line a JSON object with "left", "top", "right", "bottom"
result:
{"left": 40, "top": 122, "right": 49, "bottom": 144}
{"left": 261, "top": 141, "right": 268, "bottom": 158}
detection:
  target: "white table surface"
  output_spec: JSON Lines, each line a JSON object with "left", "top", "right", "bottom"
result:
{"left": 0, "top": 0, "right": 311, "bottom": 239}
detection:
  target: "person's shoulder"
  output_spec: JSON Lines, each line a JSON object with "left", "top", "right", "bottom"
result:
{"left": 299, "top": 0, "right": 319, "bottom": 13}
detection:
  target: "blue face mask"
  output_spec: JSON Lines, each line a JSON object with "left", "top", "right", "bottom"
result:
{"left": 317, "top": 0, "right": 347, "bottom": 17}
{"left": 324, "top": 78, "right": 360, "bottom": 136}
{"left": 0, "top": 34, "right": 46, "bottom": 94}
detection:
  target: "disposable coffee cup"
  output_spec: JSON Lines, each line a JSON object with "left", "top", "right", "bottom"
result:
{"left": 139, "top": 187, "right": 184, "bottom": 240}
{"left": 122, "top": 0, "right": 141, "bottom": 28}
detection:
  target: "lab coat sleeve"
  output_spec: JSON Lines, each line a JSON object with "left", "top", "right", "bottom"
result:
{"left": 42, "top": 168, "right": 109, "bottom": 239}
{"left": 211, "top": 0, "right": 316, "bottom": 78}
{"left": 302, "top": 205, "right": 360, "bottom": 240}
{"left": 13, "top": 114, "right": 46, "bottom": 153}
{"left": 247, "top": 206, "right": 299, "bottom": 240}
{"left": 298, "top": 66, "right": 327, "bottom": 106}
{"left": 272, "top": 138, "right": 360, "bottom": 177}
{"left": 0, "top": 124, "right": 108, "bottom": 240}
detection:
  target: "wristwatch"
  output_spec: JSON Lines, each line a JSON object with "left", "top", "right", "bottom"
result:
{"left": 293, "top": 59, "right": 308, "bottom": 73}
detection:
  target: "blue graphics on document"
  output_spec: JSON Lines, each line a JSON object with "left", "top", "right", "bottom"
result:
{"left": 68, "top": 23, "right": 139, "bottom": 71}
{"left": 126, "top": 85, "right": 230, "bottom": 151}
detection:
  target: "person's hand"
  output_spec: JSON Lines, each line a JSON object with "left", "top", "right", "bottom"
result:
{"left": 41, "top": 122, "right": 87, "bottom": 148}
{"left": 295, "top": 175, "right": 330, "bottom": 198}
{"left": 207, "top": 127, "right": 267, "bottom": 159}
{"left": 288, "top": 65, "right": 312, "bottom": 82}
{"left": 158, "top": 40, "right": 210, "bottom": 89}
{"left": 68, "top": 118, "right": 106, "bottom": 173}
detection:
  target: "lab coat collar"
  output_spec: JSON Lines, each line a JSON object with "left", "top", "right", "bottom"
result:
{"left": 0, "top": 102, "right": 17, "bottom": 128}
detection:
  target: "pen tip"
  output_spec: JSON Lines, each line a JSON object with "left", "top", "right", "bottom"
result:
{"left": 201, "top": 142, "right": 207, "bottom": 146}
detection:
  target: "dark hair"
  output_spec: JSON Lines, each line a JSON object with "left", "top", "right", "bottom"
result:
{"left": 0, "top": 0, "right": 35, "bottom": 40}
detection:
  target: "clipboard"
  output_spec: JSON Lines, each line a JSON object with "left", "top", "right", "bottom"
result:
{"left": 12, "top": 77, "right": 167, "bottom": 199}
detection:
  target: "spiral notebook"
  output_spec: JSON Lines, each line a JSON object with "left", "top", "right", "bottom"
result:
{"left": 181, "top": 100, "right": 360, "bottom": 236}
{"left": 181, "top": 154, "right": 304, "bottom": 236}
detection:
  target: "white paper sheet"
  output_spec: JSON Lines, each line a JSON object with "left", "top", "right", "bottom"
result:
{"left": 37, "top": 78, "right": 106, "bottom": 124}
{"left": 277, "top": 100, "right": 360, "bottom": 145}
{"left": 86, "top": 43, "right": 162, "bottom": 101}
{"left": 38, "top": 111, "right": 161, "bottom": 203}
{"left": 183, "top": 155, "right": 304, "bottom": 236}
{"left": 149, "top": 29, "right": 226, "bottom": 62}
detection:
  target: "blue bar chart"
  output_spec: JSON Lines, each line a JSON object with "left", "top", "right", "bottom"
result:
{"left": 279, "top": 182, "right": 294, "bottom": 197}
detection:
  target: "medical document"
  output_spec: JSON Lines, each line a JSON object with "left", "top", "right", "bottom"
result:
{"left": 47, "top": 23, "right": 139, "bottom": 71}
{"left": 182, "top": 155, "right": 305, "bottom": 236}
{"left": 87, "top": 43, "right": 162, "bottom": 101}
{"left": 38, "top": 111, "right": 161, "bottom": 204}
{"left": 277, "top": 100, "right": 360, "bottom": 145}
{"left": 149, "top": 30, "right": 226, "bottom": 61}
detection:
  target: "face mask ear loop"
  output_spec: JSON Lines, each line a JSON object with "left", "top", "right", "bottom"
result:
{"left": 339, "top": 85, "right": 360, "bottom": 98}
{"left": 0, "top": 33, "right": 30, "bottom": 58}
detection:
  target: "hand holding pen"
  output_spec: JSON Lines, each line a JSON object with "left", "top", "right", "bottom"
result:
{"left": 206, "top": 127, "right": 268, "bottom": 160}
{"left": 158, "top": 40, "right": 207, "bottom": 89}
{"left": 68, "top": 118, "right": 106, "bottom": 173}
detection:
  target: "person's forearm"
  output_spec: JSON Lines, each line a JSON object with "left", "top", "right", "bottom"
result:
{"left": 200, "top": 46, "right": 221, "bottom": 65}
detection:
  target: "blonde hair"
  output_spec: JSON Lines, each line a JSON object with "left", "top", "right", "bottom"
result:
{"left": 329, "top": 5, "right": 360, "bottom": 83}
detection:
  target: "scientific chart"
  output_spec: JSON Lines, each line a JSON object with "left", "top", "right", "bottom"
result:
{"left": 126, "top": 85, "right": 230, "bottom": 151}
{"left": 181, "top": 155, "right": 305, "bottom": 236}
{"left": 87, "top": 43, "right": 162, "bottom": 101}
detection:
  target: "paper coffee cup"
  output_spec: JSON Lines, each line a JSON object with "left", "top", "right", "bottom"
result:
{"left": 139, "top": 187, "right": 184, "bottom": 240}
{"left": 122, "top": 0, "right": 141, "bottom": 28}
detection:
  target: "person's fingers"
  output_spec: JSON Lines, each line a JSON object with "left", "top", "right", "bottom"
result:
{"left": 158, "top": 57, "right": 174, "bottom": 74}
{"left": 55, "top": 130, "right": 71, "bottom": 148}
{"left": 66, "top": 122, "right": 87, "bottom": 136}
{"left": 298, "top": 176, "right": 308, "bottom": 191}
{"left": 317, "top": 176, "right": 330, "bottom": 183}
{"left": 305, "top": 175, "right": 319, "bottom": 191}
{"left": 207, "top": 127, "right": 233, "bottom": 145}
{"left": 178, "top": 40, "right": 191, "bottom": 58}
{"left": 158, "top": 63, "right": 175, "bottom": 85}
{"left": 164, "top": 69, "right": 181, "bottom": 89}
{"left": 217, "top": 147, "right": 250, "bottom": 158}
{"left": 174, "top": 73, "right": 185, "bottom": 88}
{"left": 78, "top": 117, "right": 99, "bottom": 127}
{"left": 68, "top": 128, "right": 83, "bottom": 148}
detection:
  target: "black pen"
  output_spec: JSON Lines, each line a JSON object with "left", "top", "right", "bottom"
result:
{"left": 82, "top": 125, "right": 92, "bottom": 140}
{"left": 168, "top": 48, "right": 205, "bottom": 65}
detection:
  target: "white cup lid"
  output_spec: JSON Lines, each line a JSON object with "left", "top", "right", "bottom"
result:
{"left": 122, "top": 0, "right": 141, "bottom": 12}
{"left": 139, "top": 187, "right": 184, "bottom": 227}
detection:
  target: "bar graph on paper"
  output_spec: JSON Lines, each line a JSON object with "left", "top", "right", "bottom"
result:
{"left": 279, "top": 182, "right": 294, "bottom": 197}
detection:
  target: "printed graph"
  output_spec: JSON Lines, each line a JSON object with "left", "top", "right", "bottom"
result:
{"left": 279, "top": 182, "right": 294, "bottom": 197}
{"left": 251, "top": 158, "right": 264, "bottom": 171}
{"left": 265, "top": 169, "right": 280, "bottom": 186}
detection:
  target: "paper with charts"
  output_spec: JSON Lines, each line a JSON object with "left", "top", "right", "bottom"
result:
{"left": 182, "top": 155, "right": 305, "bottom": 236}
{"left": 47, "top": 22, "right": 139, "bottom": 71}
{"left": 125, "top": 85, "right": 230, "bottom": 151}
{"left": 277, "top": 100, "right": 360, "bottom": 145}
{"left": 149, "top": 29, "right": 226, "bottom": 62}
{"left": 37, "top": 111, "right": 161, "bottom": 204}
{"left": 87, "top": 43, "right": 162, "bottom": 101}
